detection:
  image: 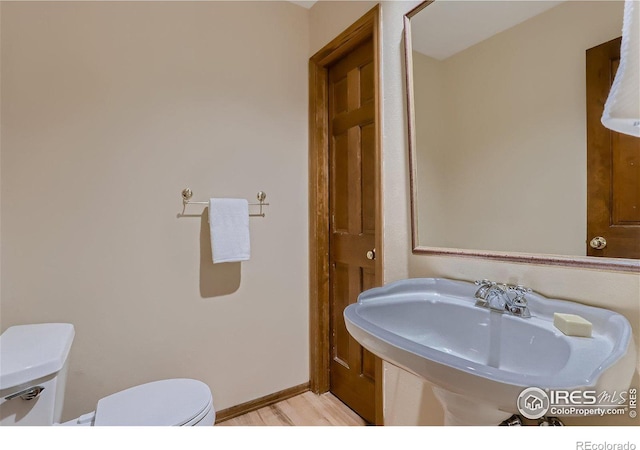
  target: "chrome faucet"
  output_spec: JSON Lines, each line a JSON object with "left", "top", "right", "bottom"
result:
{"left": 474, "top": 279, "right": 532, "bottom": 318}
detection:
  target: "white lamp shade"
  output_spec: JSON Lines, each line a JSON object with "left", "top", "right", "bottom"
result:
{"left": 601, "top": 0, "right": 640, "bottom": 137}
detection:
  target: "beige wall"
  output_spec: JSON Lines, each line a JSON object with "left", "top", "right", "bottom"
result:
{"left": 413, "top": 1, "right": 624, "bottom": 255}
{"left": 2, "top": 0, "right": 637, "bottom": 429}
{"left": 1, "top": 1, "right": 310, "bottom": 420}
{"left": 385, "top": 0, "right": 639, "bottom": 426}
{"left": 378, "top": 1, "right": 414, "bottom": 287}
{"left": 309, "top": 0, "right": 378, "bottom": 55}
{"left": 413, "top": 51, "right": 448, "bottom": 246}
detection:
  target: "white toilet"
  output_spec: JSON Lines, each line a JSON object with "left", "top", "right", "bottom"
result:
{"left": 0, "top": 323, "right": 215, "bottom": 426}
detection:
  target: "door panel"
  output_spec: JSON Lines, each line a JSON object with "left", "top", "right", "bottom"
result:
{"left": 612, "top": 134, "right": 640, "bottom": 224}
{"left": 328, "top": 38, "right": 377, "bottom": 423}
{"left": 332, "top": 262, "right": 351, "bottom": 368}
{"left": 362, "top": 123, "right": 376, "bottom": 233}
{"left": 586, "top": 37, "right": 640, "bottom": 259}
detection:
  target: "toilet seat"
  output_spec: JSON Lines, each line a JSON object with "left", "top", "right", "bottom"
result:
{"left": 92, "top": 378, "right": 213, "bottom": 426}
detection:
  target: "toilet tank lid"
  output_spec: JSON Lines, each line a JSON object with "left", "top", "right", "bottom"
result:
{"left": 0, "top": 323, "right": 75, "bottom": 391}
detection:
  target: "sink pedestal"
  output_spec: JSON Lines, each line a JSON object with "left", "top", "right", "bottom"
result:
{"left": 431, "top": 385, "right": 513, "bottom": 426}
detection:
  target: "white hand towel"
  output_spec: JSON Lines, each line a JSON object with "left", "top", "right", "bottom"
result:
{"left": 208, "top": 198, "right": 250, "bottom": 264}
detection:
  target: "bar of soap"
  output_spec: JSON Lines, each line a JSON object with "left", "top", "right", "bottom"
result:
{"left": 553, "top": 313, "right": 592, "bottom": 337}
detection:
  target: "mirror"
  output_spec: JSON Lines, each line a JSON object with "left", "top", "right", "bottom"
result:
{"left": 404, "top": 0, "right": 639, "bottom": 271}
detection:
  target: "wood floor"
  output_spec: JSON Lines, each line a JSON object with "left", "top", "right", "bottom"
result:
{"left": 216, "top": 391, "right": 367, "bottom": 426}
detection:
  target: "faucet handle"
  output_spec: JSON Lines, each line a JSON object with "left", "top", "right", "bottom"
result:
{"left": 507, "top": 284, "right": 530, "bottom": 292}
{"left": 511, "top": 284, "right": 533, "bottom": 295}
{"left": 474, "top": 279, "right": 495, "bottom": 305}
{"left": 508, "top": 285, "right": 532, "bottom": 312}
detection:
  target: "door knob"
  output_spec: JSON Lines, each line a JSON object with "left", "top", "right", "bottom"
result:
{"left": 366, "top": 249, "right": 376, "bottom": 260}
{"left": 589, "top": 236, "right": 607, "bottom": 250}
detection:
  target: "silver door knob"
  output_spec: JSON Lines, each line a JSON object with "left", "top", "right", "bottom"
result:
{"left": 366, "top": 249, "right": 376, "bottom": 260}
{"left": 589, "top": 236, "right": 607, "bottom": 250}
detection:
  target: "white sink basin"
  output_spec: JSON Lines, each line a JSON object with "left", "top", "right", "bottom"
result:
{"left": 344, "top": 278, "right": 636, "bottom": 425}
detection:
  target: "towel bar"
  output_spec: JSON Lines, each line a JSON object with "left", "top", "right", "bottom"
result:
{"left": 181, "top": 188, "right": 269, "bottom": 217}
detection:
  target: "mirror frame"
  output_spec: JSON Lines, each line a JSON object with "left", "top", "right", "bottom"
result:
{"left": 403, "top": 1, "right": 639, "bottom": 273}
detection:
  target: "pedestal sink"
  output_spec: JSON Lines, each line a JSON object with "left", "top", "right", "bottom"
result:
{"left": 343, "top": 278, "right": 636, "bottom": 426}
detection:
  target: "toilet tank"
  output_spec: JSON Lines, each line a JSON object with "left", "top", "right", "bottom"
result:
{"left": 0, "top": 323, "right": 75, "bottom": 425}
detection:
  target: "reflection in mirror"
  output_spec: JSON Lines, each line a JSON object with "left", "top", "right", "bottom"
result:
{"left": 405, "top": 0, "right": 640, "bottom": 270}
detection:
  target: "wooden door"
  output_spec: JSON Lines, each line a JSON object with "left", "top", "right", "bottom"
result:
{"left": 327, "top": 38, "right": 377, "bottom": 424}
{"left": 586, "top": 37, "right": 640, "bottom": 259}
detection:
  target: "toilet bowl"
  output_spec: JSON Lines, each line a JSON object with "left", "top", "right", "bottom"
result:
{"left": 0, "top": 323, "right": 215, "bottom": 426}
